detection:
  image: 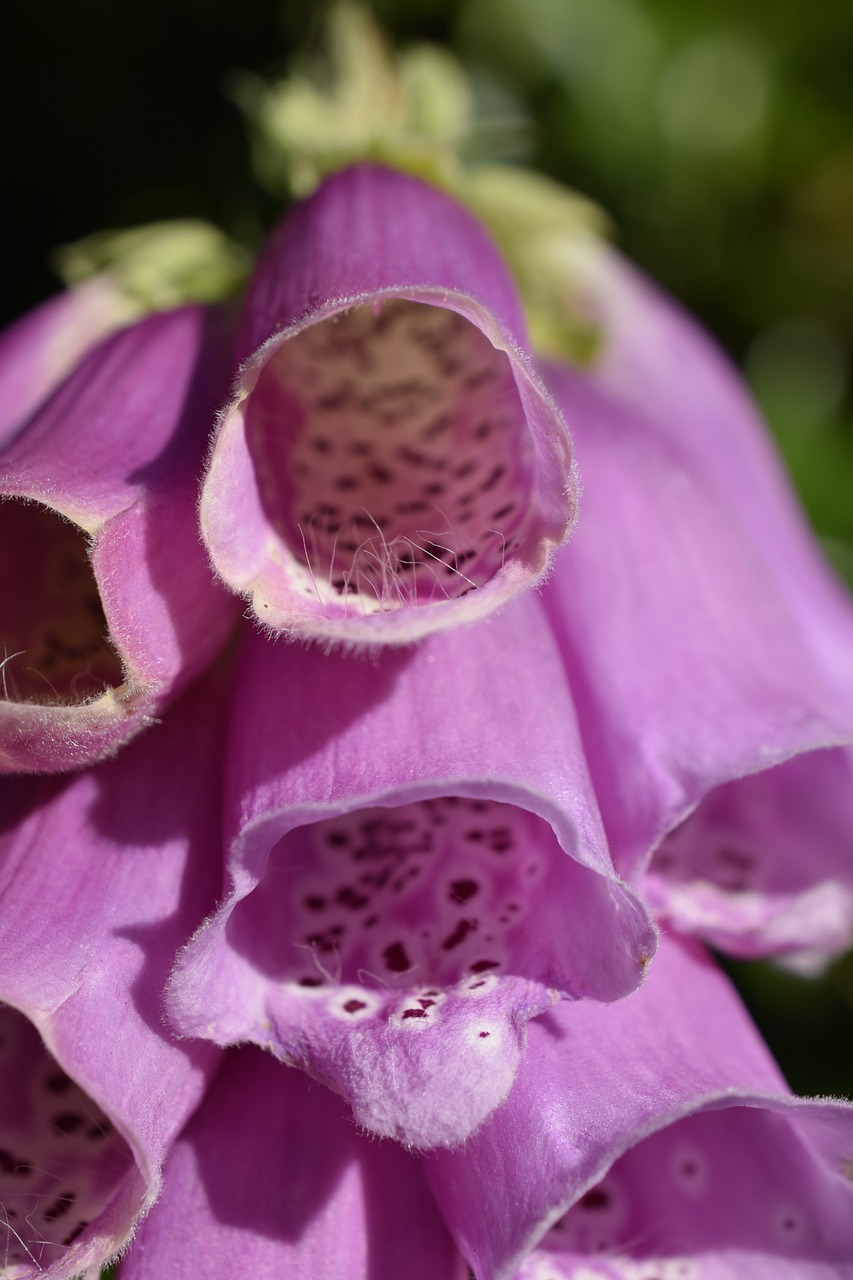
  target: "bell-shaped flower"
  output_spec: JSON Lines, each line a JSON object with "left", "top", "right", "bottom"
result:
{"left": 199, "top": 163, "right": 576, "bottom": 646}
{"left": 538, "top": 265, "right": 853, "bottom": 958}
{"left": 426, "top": 934, "right": 853, "bottom": 1280}
{"left": 117, "top": 1047, "right": 468, "bottom": 1280}
{"left": 167, "top": 596, "right": 655, "bottom": 1149}
{"left": 0, "top": 305, "right": 240, "bottom": 772}
{"left": 0, "top": 670, "right": 226, "bottom": 1279}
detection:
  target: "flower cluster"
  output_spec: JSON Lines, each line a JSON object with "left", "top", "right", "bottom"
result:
{"left": 1, "top": 163, "right": 853, "bottom": 1280}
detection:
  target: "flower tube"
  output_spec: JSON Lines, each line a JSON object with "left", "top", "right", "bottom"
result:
{"left": 427, "top": 934, "right": 853, "bottom": 1280}
{"left": 0, "top": 305, "right": 240, "bottom": 772}
{"left": 540, "top": 358, "right": 853, "bottom": 905}
{"left": 200, "top": 163, "right": 576, "bottom": 645}
{"left": 0, "top": 670, "right": 226, "bottom": 1279}
{"left": 118, "top": 1047, "right": 467, "bottom": 1280}
{"left": 168, "top": 596, "right": 655, "bottom": 1149}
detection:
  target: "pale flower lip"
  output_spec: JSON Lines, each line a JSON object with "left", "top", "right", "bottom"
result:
{"left": 0, "top": 305, "right": 240, "bottom": 773}
{"left": 199, "top": 162, "right": 577, "bottom": 646}
{"left": 0, "top": 671, "right": 226, "bottom": 1280}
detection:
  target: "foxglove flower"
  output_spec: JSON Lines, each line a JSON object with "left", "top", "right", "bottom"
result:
{"left": 428, "top": 934, "right": 853, "bottom": 1279}
{"left": 0, "top": 305, "right": 240, "bottom": 772}
{"left": 120, "top": 937, "right": 853, "bottom": 1279}
{"left": 200, "top": 163, "right": 576, "bottom": 645}
{"left": 538, "top": 276, "right": 853, "bottom": 958}
{"left": 0, "top": 670, "right": 225, "bottom": 1278}
{"left": 168, "top": 596, "right": 655, "bottom": 1148}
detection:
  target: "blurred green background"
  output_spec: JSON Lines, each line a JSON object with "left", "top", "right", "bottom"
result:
{"left": 3, "top": 0, "right": 851, "bottom": 1093}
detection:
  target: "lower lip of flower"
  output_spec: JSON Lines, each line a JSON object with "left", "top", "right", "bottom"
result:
{"left": 0, "top": 1003, "right": 134, "bottom": 1273}
{"left": 0, "top": 502, "right": 120, "bottom": 706}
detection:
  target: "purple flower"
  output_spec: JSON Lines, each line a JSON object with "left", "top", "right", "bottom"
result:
{"left": 0, "top": 671, "right": 225, "bottom": 1277}
{"left": 119, "top": 937, "right": 853, "bottom": 1279}
{"left": 537, "top": 245, "right": 853, "bottom": 961}
{"left": 0, "top": 306, "right": 240, "bottom": 772}
{"left": 199, "top": 164, "right": 577, "bottom": 645}
{"left": 167, "top": 601, "right": 655, "bottom": 1148}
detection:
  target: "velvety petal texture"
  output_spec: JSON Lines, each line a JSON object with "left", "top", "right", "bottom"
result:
{"left": 647, "top": 746, "right": 853, "bottom": 959}
{"left": 427, "top": 935, "right": 853, "bottom": 1280}
{"left": 200, "top": 163, "right": 576, "bottom": 645}
{"left": 0, "top": 280, "right": 134, "bottom": 450}
{"left": 540, "top": 358, "right": 853, "bottom": 890}
{"left": 0, "top": 305, "right": 240, "bottom": 772}
{"left": 0, "top": 672, "right": 226, "bottom": 1279}
{"left": 168, "top": 596, "right": 655, "bottom": 1149}
{"left": 569, "top": 242, "right": 853, "bottom": 705}
{"left": 119, "top": 1047, "right": 467, "bottom": 1280}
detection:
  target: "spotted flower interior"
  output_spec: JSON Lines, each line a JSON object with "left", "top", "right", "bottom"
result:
{"left": 173, "top": 790, "right": 642, "bottom": 1148}
{"left": 517, "top": 1108, "right": 853, "bottom": 1279}
{"left": 0, "top": 1005, "right": 135, "bottom": 1276}
{"left": 243, "top": 298, "right": 533, "bottom": 618}
{"left": 0, "top": 502, "right": 120, "bottom": 706}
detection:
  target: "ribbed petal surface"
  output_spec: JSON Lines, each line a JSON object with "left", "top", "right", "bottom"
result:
{"left": 200, "top": 163, "right": 575, "bottom": 645}
{"left": 426, "top": 935, "right": 853, "bottom": 1280}
{"left": 0, "top": 671, "right": 226, "bottom": 1279}
{"left": 541, "top": 358, "right": 853, "bottom": 896}
{"left": 0, "top": 305, "right": 239, "bottom": 772}
{"left": 119, "top": 1047, "right": 467, "bottom": 1280}
{"left": 168, "top": 596, "right": 655, "bottom": 1149}
{"left": 0, "top": 280, "right": 133, "bottom": 450}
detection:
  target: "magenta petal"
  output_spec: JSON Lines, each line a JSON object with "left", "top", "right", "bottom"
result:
{"left": 426, "top": 935, "right": 853, "bottom": 1280}
{"left": 540, "top": 358, "right": 853, "bottom": 880}
{"left": 647, "top": 746, "right": 853, "bottom": 958}
{"left": 573, "top": 244, "right": 853, "bottom": 704}
{"left": 168, "top": 596, "right": 655, "bottom": 1149}
{"left": 200, "top": 163, "right": 575, "bottom": 645}
{"left": 0, "top": 280, "right": 132, "bottom": 450}
{"left": 0, "top": 306, "right": 240, "bottom": 772}
{"left": 119, "top": 1047, "right": 466, "bottom": 1280}
{"left": 0, "top": 672, "right": 226, "bottom": 1279}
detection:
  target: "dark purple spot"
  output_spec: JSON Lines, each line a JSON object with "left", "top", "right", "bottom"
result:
{"left": 470, "top": 959, "right": 499, "bottom": 972}
{"left": 326, "top": 831, "right": 348, "bottom": 847}
{"left": 335, "top": 475, "right": 359, "bottom": 491}
{"left": 383, "top": 941, "right": 412, "bottom": 973}
{"left": 62, "top": 1221, "right": 89, "bottom": 1246}
{"left": 87, "top": 1120, "right": 112, "bottom": 1140}
{"left": 52, "top": 1112, "right": 84, "bottom": 1135}
{"left": 478, "top": 1031, "right": 490, "bottom": 1039}
{"left": 402, "top": 1008, "right": 427, "bottom": 1019}
{"left": 464, "top": 828, "right": 483, "bottom": 842}
{"left": 337, "top": 886, "right": 369, "bottom": 910}
{"left": 481, "top": 465, "right": 505, "bottom": 492}
{"left": 43, "top": 1192, "right": 76, "bottom": 1222}
{"left": 579, "top": 1187, "right": 610, "bottom": 1210}
{"left": 368, "top": 464, "right": 393, "bottom": 484}
{"left": 492, "top": 503, "right": 515, "bottom": 521}
{"left": 299, "top": 976, "right": 324, "bottom": 987}
{"left": 343, "top": 999, "right": 367, "bottom": 1014}
{"left": 449, "top": 879, "right": 479, "bottom": 904}
{"left": 45, "top": 1071, "right": 72, "bottom": 1094}
{"left": 443, "top": 919, "right": 476, "bottom": 951}
{"left": 418, "top": 998, "right": 435, "bottom": 1009}
{"left": 304, "top": 895, "right": 326, "bottom": 912}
